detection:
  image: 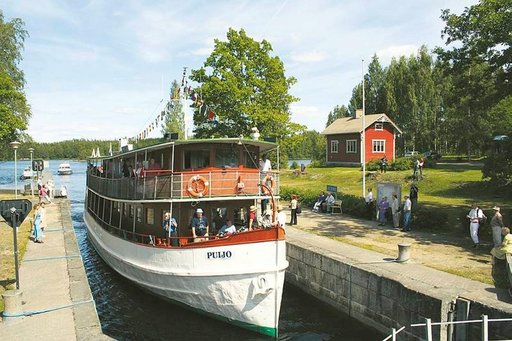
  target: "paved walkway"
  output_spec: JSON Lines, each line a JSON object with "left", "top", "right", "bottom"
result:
{"left": 288, "top": 208, "right": 512, "bottom": 304}
{"left": 0, "top": 199, "right": 108, "bottom": 340}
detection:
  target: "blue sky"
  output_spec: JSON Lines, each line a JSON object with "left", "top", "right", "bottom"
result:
{"left": 3, "top": 0, "right": 477, "bottom": 142}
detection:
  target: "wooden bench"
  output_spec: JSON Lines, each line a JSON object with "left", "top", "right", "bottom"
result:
{"left": 330, "top": 200, "right": 342, "bottom": 214}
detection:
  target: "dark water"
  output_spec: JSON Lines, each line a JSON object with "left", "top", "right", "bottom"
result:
{"left": 0, "top": 160, "right": 382, "bottom": 340}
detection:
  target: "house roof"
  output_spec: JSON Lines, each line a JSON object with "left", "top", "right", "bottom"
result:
{"left": 321, "top": 113, "right": 402, "bottom": 135}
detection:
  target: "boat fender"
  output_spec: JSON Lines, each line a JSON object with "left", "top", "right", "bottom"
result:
{"left": 187, "top": 175, "right": 209, "bottom": 197}
{"left": 262, "top": 175, "right": 274, "bottom": 195}
{"left": 252, "top": 275, "right": 273, "bottom": 296}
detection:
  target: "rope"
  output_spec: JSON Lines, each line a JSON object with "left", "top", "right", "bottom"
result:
{"left": 2, "top": 299, "right": 94, "bottom": 318}
{"left": 24, "top": 255, "right": 81, "bottom": 262}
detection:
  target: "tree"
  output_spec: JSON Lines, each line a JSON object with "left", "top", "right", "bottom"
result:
{"left": 0, "top": 11, "right": 30, "bottom": 144}
{"left": 161, "top": 80, "right": 185, "bottom": 139}
{"left": 189, "top": 28, "right": 299, "bottom": 139}
{"left": 325, "top": 105, "right": 349, "bottom": 127}
{"left": 366, "top": 54, "right": 387, "bottom": 114}
{"left": 439, "top": 0, "right": 512, "bottom": 99}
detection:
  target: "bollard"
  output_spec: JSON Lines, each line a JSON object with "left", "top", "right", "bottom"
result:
{"left": 2, "top": 289, "right": 23, "bottom": 321}
{"left": 396, "top": 243, "right": 411, "bottom": 263}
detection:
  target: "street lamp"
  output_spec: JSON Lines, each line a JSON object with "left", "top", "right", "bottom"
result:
{"left": 28, "top": 147, "right": 34, "bottom": 198}
{"left": 10, "top": 141, "right": 20, "bottom": 199}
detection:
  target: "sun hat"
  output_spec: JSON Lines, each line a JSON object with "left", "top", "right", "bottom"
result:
{"left": 196, "top": 208, "right": 203, "bottom": 213}
{"left": 493, "top": 206, "right": 500, "bottom": 211}
{"left": 250, "top": 205, "right": 257, "bottom": 212}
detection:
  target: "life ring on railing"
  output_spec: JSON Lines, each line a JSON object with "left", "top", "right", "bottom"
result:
{"left": 187, "top": 175, "right": 209, "bottom": 197}
{"left": 262, "top": 174, "right": 274, "bottom": 195}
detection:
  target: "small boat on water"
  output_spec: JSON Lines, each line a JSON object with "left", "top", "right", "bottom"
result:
{"left": 19, "top": 166, "right": 33, "bottom": 180}
{"left": 57, "top": 163, "right": 73, "bottom": 175}
{"left": 84, "top": 138, "right": 288, "bottom": 336}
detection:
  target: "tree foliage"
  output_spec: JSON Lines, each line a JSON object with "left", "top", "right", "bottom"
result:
{"left": 189, "top": 28, "right": 299, "bottom": 139}
{"left": 325, "top": 105, "right": 349, "bottom": 127}
{"left": 161, "top": 80, "right": 185, "bottom": 139}
{"left": 0, "top": 11, "right": 31, "bottom": 144}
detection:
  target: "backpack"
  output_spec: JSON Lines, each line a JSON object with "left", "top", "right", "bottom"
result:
{"left": 296, "top": 204, "right": 302, "bottom": 214}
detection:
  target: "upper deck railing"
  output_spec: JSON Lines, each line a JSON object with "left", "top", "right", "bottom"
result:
{"left": 86, "top": 167, "right": 279, "bottom": 201}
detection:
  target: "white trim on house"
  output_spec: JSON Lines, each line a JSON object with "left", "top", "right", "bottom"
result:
{"left": 331, "top": 140, "right": 339, "bottom": 153}
{"left": 346, "top": 139, "right": 357, "bottom": 153}
{"left": 372, "top": 139, "right": 386, "bottom": 153}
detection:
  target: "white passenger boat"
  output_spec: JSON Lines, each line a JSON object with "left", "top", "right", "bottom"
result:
{"left": 57, "top": 163, "right": 73, "bottom": 175}
{"left": 84, "top": 138, "right": 287, "bottom": 336}
{"left": 19, "top": 166, "right": 33, "bottom": 180}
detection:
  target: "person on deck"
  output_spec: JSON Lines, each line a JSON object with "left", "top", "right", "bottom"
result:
{"left": 248, "top": 205, "right": 258, "bottom": 231}
{"left": 276, "top": 205, "right": 286, "bottom": 229}
{"left": 218, "top": 219, "right": 237, "bottom": 236}
{"left": 163, "top": 212, "right": 178, "bottom": 246}
{"left": 191, "top": 208, "right": 209, "bottom": 241}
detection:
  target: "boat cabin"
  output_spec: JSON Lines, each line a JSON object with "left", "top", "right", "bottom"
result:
{"left": 86, "top": 138, "right": 280, "bottom": 246}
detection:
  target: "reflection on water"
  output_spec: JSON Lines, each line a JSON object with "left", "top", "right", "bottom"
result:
{"left": 0, "top": 160, "right": 382, "bottom": 340}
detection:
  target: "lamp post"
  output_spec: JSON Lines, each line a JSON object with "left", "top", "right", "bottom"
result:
{"left": 28, "top": 147, "right": 34, "bottom": 198}
{"left": 10, "top": 141, "right": 20, "bottom": 199}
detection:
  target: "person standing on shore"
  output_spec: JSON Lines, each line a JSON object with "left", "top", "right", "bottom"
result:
{"left": 409, "top": 183, "right": 419, "bottom": 208}
{"left": 378, "top": 197, "right": 389, "bottom": 226}
{"left": 490, "top": 206, "right": 504, "bottom": 247}
{"left": 402, "top": 195, "right": 412, "bottom": 231}
{"left": 467, "top": 202, "right": 486, "bottom": 248}
{"left": 290, "top": 194, "right": 298, "bottom": 225}
{"left": 391, "top": 194, "right": 400, "bottom": 229}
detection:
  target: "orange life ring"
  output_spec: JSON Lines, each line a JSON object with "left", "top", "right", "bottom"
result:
{"left": 187, "top": 175, "right": 209, "bottom": 197}
{"left": 262, "top": 175, "right": 274, "bottom": 195}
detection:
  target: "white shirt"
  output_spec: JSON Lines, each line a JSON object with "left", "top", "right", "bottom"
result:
{"left": 326, "top": 195, "right": 335, "bottom": 205}
{"left": 391, "top": 197, "right": 399, "bottom": 213}
{"left": 261, "top": 159, "right": 271, "bottom": 172}
{"left": 277, "top": 211, "right": 286, "bottom": 229}
{"left": 468, "top": 208, "right": 484, "bottom": 224}
{"left": 365, "top": 191, "right": 373, "bottom": 203}
{"left": 403, "top": 198, "right": 412, "bottom": 212}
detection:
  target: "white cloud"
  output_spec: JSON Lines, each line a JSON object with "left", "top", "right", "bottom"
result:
{"left": 376, "top": 45, "right": 419, "bottom": 64}
{"left": 290, "top": 51, "right": 327, "bottom": 63}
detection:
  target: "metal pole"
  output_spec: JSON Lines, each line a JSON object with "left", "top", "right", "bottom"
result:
{"left": 11, "top": 209, "right": 20, "bottom": 289}
{"left": 14, "top": 149, "right": 18, "bottom": 199}
{"left": 425, "top": 318, "right": 433, "bottom": 341}
{"left": 29, "top": 148, "right": 34, "bottom": 198}
{"left": 481, "top": 314, "right": 488, "bottom": 341}
{"left": 362, "top": 59, "right": 366, "bottom": 198}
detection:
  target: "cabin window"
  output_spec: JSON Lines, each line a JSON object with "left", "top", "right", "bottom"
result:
{"left": 372, "top": 140, "right": 386, "bottom": 153}
{"left": 330, "top": 140, "right": 339, "bottom": 153}
{"left": 346, "top": 140, "right": 357, "bottom": 153}
{"left": 184, "top": 150, "right": 210, "bottom": 169}
{"left": 243, "top": 150, "right": 259, "bottom": 168}
{"left": 146, "top": 208, "right": 154, "bottom": 225}
{"left": 375, "top": 123, "right": 383, "bottom": 131}
{"left": 215, "top": 147, "right": 238, "bottom": 168}
{"left": 136, "top": 207, "right": 142, "bottom": 223}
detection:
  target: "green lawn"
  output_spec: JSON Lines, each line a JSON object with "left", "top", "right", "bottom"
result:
{"left": 281, "top": 164, "right": 510, "bottom": 226}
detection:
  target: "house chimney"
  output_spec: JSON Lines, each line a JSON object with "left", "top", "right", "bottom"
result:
{"left": 355, "top": 109, "right": 363, "bottom": 118}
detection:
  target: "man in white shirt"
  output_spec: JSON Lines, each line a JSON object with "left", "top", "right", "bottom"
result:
{"left": 325, "top": 192, "right": 336, "bottom": 213}
{"left": 467, "top": 202, "right": 486, "bottom": 248}
{"left": 260, "top": 154, "right": 272, "bottom": 173}
{"left": 365, "top": 188, "right": 373, "bottom": 204}
{"left": 218, "top": 220, "right": 237, "bottom": 236}
{"left": 276, "top": 205, "right": 286, "bottom": 229}
{"left": 402, "top": 195, "right": 412, "bottom": 231}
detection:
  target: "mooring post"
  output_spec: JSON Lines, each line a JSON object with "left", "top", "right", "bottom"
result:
{"left": 396, "top": 243, "right": 411, "bottom": 263}
{"left": 2, "top": 289, "right": 23, "bottom": 321}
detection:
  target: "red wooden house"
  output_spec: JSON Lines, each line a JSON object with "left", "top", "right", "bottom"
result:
{"left": 321, "top": 110, "right": 402, "bottom": 166}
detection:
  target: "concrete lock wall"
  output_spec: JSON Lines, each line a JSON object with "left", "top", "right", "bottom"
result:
{"left": 286, "top": 241, "right": 512, "bottom": 341}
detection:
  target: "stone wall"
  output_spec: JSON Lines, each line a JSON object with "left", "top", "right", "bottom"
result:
{"left": 286, "top": 241, "right": 512, "bottom": 340}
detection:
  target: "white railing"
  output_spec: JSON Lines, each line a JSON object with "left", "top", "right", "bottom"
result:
{"left": 382, "top": 315, "right": 512, "bottom": 341}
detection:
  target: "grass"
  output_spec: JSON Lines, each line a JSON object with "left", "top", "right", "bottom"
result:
{"left": 281, "top": 164, "right": 509, "bottom": 285}
{"left": 0, "top": 194, "right": 36, "bottom": 312}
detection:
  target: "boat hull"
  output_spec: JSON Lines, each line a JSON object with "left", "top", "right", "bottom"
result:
{"left": 58, "top": 170, "right": 73, "bottom": 175}
{"left": 84, "top": 211, "right": 288, "bottom": 336}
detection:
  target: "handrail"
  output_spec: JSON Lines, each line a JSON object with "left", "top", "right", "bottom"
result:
{"left": 382, "top": 315, "right": 512, "bottom": 341}
{"left": 86, "top": 168, "right": 280, "bottom": 201}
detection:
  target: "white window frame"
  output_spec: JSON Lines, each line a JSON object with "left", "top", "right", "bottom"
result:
{"left": 346, "top": 139, "right": 357, "bottom": 153}
{"left": 374, "top": 122, "right": 383, "bottom": 131}
{"left": 330, "top": 140, "right": 339, "bottom": 153}
{"left": 372, "top": 139, "right": 386, "bottom": 153}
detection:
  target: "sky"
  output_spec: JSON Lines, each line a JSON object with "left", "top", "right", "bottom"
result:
{"left": 3, "top": 0, "right": 478, "bottom": 143}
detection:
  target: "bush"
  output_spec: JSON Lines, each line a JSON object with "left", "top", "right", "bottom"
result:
{"left": 290, "top": 161, "right": 299, "bottom": 169}
{"left": 411, "top": 204, "right": 449, "bottom": 229}
{"left": 309, "top": 160, "right": 327, "bottom": 168}
{"left": 390, "top": 157, "right": 412, "bottom": 171}
{"left": 365, "top": 159, "right": 381, "bottom": 171}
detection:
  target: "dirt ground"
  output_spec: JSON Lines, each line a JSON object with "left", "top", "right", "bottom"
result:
{"left": 295, "top": 209, "right": 497, "bottom": 285}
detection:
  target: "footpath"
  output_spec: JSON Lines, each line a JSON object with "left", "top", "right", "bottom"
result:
{"left": 292, "top": 208, "right": 503, "bottom": 292}
{"left": 0, "top": 198, "right": 109, "bottom": 340}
